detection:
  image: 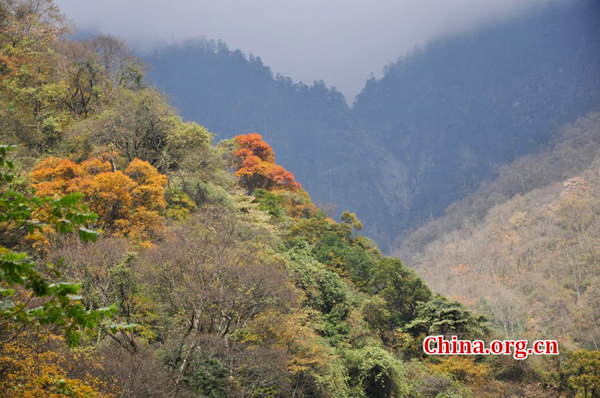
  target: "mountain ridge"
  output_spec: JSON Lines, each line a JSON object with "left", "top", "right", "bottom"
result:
{"left": 145, "top": 0, "right": 600, "bottom": 251}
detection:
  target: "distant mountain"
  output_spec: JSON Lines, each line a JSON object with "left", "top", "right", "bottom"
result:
{"left": 394, "top": 113, "right": 600, "bottom": 348}
{"left": 353, "top": 0, "right": 600, "bottom": 245}
{"left": 145, "top": 0, "right": 600, "bottom": 251}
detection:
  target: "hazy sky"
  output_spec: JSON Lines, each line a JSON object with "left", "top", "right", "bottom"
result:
{"left": 54, "top": 0, "right": 560, "bottom": 101}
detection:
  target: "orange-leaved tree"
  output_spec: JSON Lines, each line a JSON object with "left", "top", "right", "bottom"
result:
{"left": 0, "top": 336, "right": 120, "bottom": 398}
{"left": 31, "top": 156, "right": 167, "bottom": 242}
{"left": 233, "top": 133, "right": 300, "bottom": 193}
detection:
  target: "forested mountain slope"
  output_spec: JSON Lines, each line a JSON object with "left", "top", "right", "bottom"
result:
{"left": 2, "top": 1, "right": 600, "bottom": 397}
{"left": 146, "top": 0, "right": 600, "bottom": 250}
{"left": 354, "top": 0, "right": 600, "bottom": 245}
{"left": 6, "top": 1, "right": 596, "bottom": 397}
{"left": 396, "top": 113, "right": 600, "bottom": 350}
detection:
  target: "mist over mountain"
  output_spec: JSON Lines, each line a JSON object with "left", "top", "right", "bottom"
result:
{"left": 354, "top": 0, "right": 600, "bottom": 248}
{"left": 146, "top": 0, "right": 600, "bottom": 250}
{"left": 55, "top": 0, "right": 561, "bottom": 100}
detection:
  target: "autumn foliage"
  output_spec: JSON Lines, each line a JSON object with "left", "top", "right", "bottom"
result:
{"left": 234, "top": 133, "right": 300, "bottom": 192}
{"left": 0, "top": 337, "right": 118, "bottom": 398}
{"left": 31, "top": 156, "right": 167, "bottom": 242}
{"left": 4, "top": 2, "right": 598, "bottom": 397}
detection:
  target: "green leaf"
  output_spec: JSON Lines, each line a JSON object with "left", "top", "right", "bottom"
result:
{"left": 78, "top": 226, "right": 99, "bottom": 242}
{"left": 0, "top": 288, "right": 15, "bottom": 297}
{"left": 0, "top": 300, "right": 15, "bottom": 310}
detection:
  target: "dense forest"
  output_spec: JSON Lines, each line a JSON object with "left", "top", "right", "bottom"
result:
{"left": 1, "top": 1, "right": 600, "bottom": 397}
{"left": 147, "top": 0, "right": 600, "bottom": 250}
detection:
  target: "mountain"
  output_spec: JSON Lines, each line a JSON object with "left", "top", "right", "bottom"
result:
{"left": 0, "top": 3, "right": 492, "bottom": 396}
{"left": 145, "top": 0, "right": 600, "bottom": 251}
{"left": 354, "top": 0, "right": 600, "bottom": 246}
{"left": 3, "top": 1, "right": 600, "bottom": 397}
{"left": 395, "top": 113, "right": 600, "bottom": 349}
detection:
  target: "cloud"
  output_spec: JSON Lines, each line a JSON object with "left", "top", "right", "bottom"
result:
{"left": 54, "top": 0, "right": 561, "bottom": 100}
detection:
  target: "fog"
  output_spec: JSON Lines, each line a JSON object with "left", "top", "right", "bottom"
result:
{"left": 54, "top": 0, "right": 565, "bottom": 100}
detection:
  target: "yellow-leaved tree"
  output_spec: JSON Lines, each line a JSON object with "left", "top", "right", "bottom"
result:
{"left": 30, "top": 155, "right": 167, "bottom": 244}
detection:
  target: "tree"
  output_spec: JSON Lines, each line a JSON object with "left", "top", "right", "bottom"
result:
{"left": 0, "top": 337, "right": 120, "bottom": 397}
{"left": 89, "top": 89, "right": 177, "bottom": 169}
{"left": 405, "top": 295, "right": 487, "bottom": 339}
{"left": 233, "top": 133, "right": 300, "bottom": 193}
{"left": 140, "top": 207, "right": 297, "bottom": 394}
{"left": 313, "top": 232, "right": 377, "bottom": 287}
{"left": 0, "top": 0, "right": 70, "bottom": 151}
{"left": 567, "top": 350, "right": 600, "bottom": 398}
{"left": 341, "top": 211, "right": 363, "bottom": 232}
{"left": 344, "top": 346, "right": 410, "bottom": 398}
{"left": 234, "top": 133, "right": 275, "bottom": 163}
{"left": 30, "top": 155, "right": 167, "bottom": 242}
{"left": 56, "top": 39, "right": 103, "bottom": 118}
{"left": 89, "top": 35, "right": 145, "bottom": 90}
{"left": 0, "top": 145, "right": 114, "bottom": 347}
{"left": 369, "top": 258, "right": 432, "bottom": 328}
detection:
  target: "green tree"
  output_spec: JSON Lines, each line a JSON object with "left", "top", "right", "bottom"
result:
{"left": 345, "top": 346, "right": 411, "bottom": 398}
{"left": 405, "top": 295, "right": 487, "bottom": 339}
{"left": 369, "top": 258, "right": 432, "bottom": 328}
{"left": 341, "top": 211, "right": 363, "bottom": 233}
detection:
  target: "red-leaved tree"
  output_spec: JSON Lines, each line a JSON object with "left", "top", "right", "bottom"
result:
{"left": 234, "top": 133, "right": 300, "bottom": 193}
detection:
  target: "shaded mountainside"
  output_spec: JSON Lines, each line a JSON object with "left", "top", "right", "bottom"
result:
{"left": 146, "top": 40, "right": 381, "bottom": 222}
{"left": 354, "top": 0, "right": 600, "bottom": 242}
{"left": 396, "top": 113, "right": 600, "bottom": 349}
{"left": 146, "top": 40, "right": 352, "bottom": 186}
{"left": 146, "top": 0, "right": 600, "bottom": 250}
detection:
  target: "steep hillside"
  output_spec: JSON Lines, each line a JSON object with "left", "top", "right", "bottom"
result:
{"left": 146, "top": 0, "right": 600, "bottom": 250}
{"left": 354, "top": 0, "right": 600, "bottom": 244}
{"left": 3, "top": 2, "right": 581, "bottom": 397}
{"left": 396, "top": 113, "right": 600, "bottom": 349}
{"left": 146, "top": 40, "right": 355, "bottom": 201}
{"left": 145, "top": 41, "right": 392, "bottom": 235}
